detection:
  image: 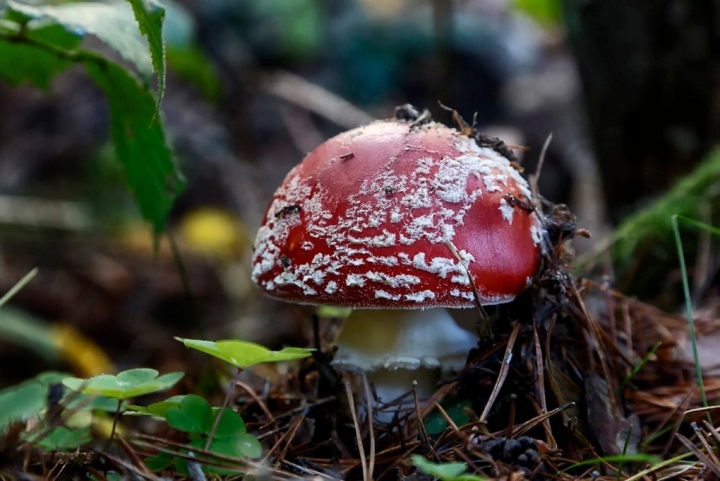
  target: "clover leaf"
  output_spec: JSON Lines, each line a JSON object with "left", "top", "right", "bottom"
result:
{"left": 63, "top": 368, "right": 183, "bottom": 400}
{"left": 165, "top": 394, "right": 213, "bottom": 434}
{"left": 37, "top": 426, "right": 92, "bottom": 452}
{"left": 175, "top": 338, "right": 313, "bottom": 369}
{"left": 126, "top": 395, "right": 186, "bottom": 417}
{"left": 161, "top": 394, "right": 263, "bottom": 474}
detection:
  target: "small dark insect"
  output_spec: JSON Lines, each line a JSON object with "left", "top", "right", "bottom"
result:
{"left": 438, "top": 101, "right": 524, "bottom": 164}
{"left": 384, "top": 186, "right": 396, "bottom": 196}
{"left": 279, "top": 255, "right": 291, "bottom": 270}
{"left": 504, "top": 194, "right": 535, "bottom": 213}
{"left": 394, "top": 103, "right": 432, "bottom": 126}
{"left": 339, "top": 152, "right": 354, "bottom": 160}
{"left": 45, "top": 382, "right": 65, "bottom": 423}
{"left": 47, "top": 382, "right": 64, "bottom": 408}
{"left": 475, "top": 132, "right": 521, "bottom": 165}
{"left": 275, "top": 204, "right": 301, "bottom": 218}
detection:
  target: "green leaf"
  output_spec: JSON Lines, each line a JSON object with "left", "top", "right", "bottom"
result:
{"left": 235, "top": 432, "right": 263, "bottom": 459}
{"left": 214, "top": 408, "right": 246, "bottom": 437}
{"left": 65, "top": 394, "right": 120, "bottom": 412}
{"left": 176, "top": 338, "right": 314, "bottom": 369}
{"left": 0, "top": 19, "right": 21, "bottom": 35}
{"left": 210, "top": 431, "right": 262, "bottom": 461}
{"left": 116, "top": 367, "right": 161, "bottom": 385}
{"left": 125, "top": 0, "right": 165, "bottom": 101}
{"left": 63, "top": 369, "right": 183, "bottom": 400}
{"left": 0, "top": 381, "right": 46, "bottom": 431}
{"left": 84, "top": 59, "right": 185, "bottom": 234}
{"left": 512, "top": 0, "right": 562, "bottom": 26}
{"left": 126, "top": 394, "right": 186, "bottom": 417}
{"left": 166, "top": 394, "right": 213, "bottom": 434}
{"left": 0, "top": 37, "right": 73, "bottom": 88}
{"left": 0, "top": 371, "right": 70, "bottom": 431}
{"left": 424, "top": 398, "right": 471, "bottom": 436}
{"left": 36, "top": 426, "right": 92, "bottom": 452}
{"left": 166, "top": 46, "right": 220, "bottom": 101}
{"left": 8, "top": 0, "right": 153, "bottom": 84}
{"left": 412, "top": 455, "right": 483, "bottom": 481}
{"left": 26, "top": 21, "right": 82, "bottom": 51}
{"left": 144, "top": 451, "right": 174, "bottom": 472}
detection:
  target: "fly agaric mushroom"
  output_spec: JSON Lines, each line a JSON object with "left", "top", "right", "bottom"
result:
{"left": 251, "top": 107, "right": 543, "bottom": 414}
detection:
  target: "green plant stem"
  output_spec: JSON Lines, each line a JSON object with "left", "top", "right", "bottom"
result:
{"left": 204, "top": 369, "right": 242, "bottom": 452}
{"left": 672, "top": 216, "right": 709, "bottom": 418}
{"left": 615, "top": 342, "right": 661, "bottom": 394}
{"left": 108, "top": 400, "right": 122, "bottom": 447}
{"left": 0, "top": 268, "right": 37, "bottom": 308}
{"left": 167, "top": 232, "right": 206, "bottom": 339}
{"left": 617, "top": 425, "right": 633, "bottom": 480}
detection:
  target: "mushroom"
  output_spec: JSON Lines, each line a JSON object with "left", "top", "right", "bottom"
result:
{"left": 251, "top": 107, "right": 543, "bottom": 417}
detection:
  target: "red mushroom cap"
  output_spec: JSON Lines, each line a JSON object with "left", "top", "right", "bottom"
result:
{"left": 251, "top": 118, "right": 543, "bottom": 309}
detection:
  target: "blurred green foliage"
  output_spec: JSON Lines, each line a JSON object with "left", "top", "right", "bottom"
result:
{"left": 513, "top": 0, "right": 562, "bottom": 26}
{"left": 0, "top": 0, "right": 183, "bottom": 234}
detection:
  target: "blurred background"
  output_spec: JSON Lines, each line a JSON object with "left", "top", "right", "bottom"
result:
{"left": 1, "top": 0, "right": 719, "bottom": 387}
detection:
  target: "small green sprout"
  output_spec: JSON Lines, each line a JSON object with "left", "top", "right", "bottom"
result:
{"left": 62, "top": 368, "right": 184, "bottom": 400}
{"left": 175, "top": 338, "right": 314, "bottom": 368}
{"left": 424, "top": 398, "right": 472, "bottom": 436}
{"left": 412, "top": 455, "right": 485, "bottom": 481}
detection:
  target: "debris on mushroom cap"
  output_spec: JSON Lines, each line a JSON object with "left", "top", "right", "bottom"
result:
{"left": 251, "top": 115, "right": 543, "bottom": 309}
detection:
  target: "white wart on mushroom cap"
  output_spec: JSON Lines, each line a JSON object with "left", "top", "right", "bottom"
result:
{"left": 251, "top": 119, "right": 543, "bottom": 308}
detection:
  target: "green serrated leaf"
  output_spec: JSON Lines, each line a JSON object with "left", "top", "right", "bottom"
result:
{"left": 8, "top": 0, "right": 153, "bottom": 83}
{"left": 166, "top": 394, "right": 212, "bottom": 434}
{"left": 176, "top": 338, "right": 314, "bottom": 369}
{"left": 125, "top": 0, "right": 165, "bottom": 102}
{"left": 214, "top": 408, "right": 246, "bottom": 437}
{"left": 84, "top": 58, "right": 184, "bottom": 234}
{"left": 412, "top": 455, "right": 479, "bottom": 481}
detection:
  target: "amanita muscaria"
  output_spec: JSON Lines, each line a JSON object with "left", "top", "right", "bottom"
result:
{"left": 252, "top": 106, "right": 543, "bottom": 412}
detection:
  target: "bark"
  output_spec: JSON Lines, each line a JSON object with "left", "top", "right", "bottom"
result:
{"left": 563, "top": 0, "right": 720, "bottom": 219}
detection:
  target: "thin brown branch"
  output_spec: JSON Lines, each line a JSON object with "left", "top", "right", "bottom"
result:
{"left": 343, "top": 372, "right": 369, "bottom": 481}
{"left": 480, "top": 322, "right": 520, "bottom": 422}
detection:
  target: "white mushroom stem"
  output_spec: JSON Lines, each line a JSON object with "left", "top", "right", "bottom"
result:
{"left": 331, "top": 308, "right": 479, "bottom": 419}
